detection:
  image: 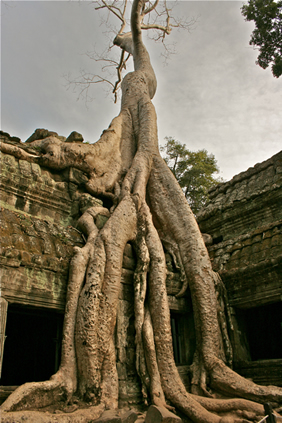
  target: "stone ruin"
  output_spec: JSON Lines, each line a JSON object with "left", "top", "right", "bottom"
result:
{"left": 0, "top": 129, "right": 281, "bottom": 410}
{"left": 197, "top": 150, "right": 282, "bottom": 386}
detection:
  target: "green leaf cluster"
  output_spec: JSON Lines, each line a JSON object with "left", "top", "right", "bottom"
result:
{"left": 160, "top": 137, "right": 222, "bottom": 215}
{"left": 241, "top": 0, "right": 282, "bottom": 77}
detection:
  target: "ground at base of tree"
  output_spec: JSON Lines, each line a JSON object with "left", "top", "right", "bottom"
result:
{"left": 2, "top": 404, "right": 281, "bottom": 423}
{"left": 0, "top": 405, "right": 190, "bottom": 423}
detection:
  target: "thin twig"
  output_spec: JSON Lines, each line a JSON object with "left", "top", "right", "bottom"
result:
{"left": 257, "top": 417, "right": 268, "bottom": 423}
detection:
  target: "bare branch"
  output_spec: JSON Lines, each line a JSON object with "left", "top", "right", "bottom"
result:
{"left": 143, "top": 0, "right": 160, "bottom": 16}
{"left": 64, "top": 69, "right": 115, "bottom": 104}
{"left": 141, "top": 23, "right": 171, "bottom": 35}
{"left": 94, "top": 0, "right": 128, "bottom": 34}
{"left": 112, "top": 49, "right": 131, "bottom": 101}
{"left": 70, "top": 0, "right": 196, "bottom": 102}
{"left": 95, "top": 1, "right": 124, "bottom": 22}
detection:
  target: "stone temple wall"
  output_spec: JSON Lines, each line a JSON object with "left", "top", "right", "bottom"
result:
{"left": 197, "top": 150, "right": 282, "bottom": 386}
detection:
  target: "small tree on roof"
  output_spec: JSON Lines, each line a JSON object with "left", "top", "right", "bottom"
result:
{"left": 161, "top": 137, "right": 222, "bottom": 214}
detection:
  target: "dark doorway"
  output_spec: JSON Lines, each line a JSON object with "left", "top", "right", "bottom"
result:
{"left": 170, "top": 312, "right": 195, "bottom": 365}
{"left": 1, "top": 304, "right": 63, "bottom": 386}
{"left": 243, "top": 301, "right": 282, "bottom": 361}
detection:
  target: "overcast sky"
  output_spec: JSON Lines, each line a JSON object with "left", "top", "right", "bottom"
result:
{"left": 1, "top": 0, "right": 282, "bottom": 181}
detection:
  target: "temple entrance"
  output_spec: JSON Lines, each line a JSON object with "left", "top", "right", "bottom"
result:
{"left": 1, "top": 304, "right": 63, "bottom": 386}
{"left": 170, "top": 311, "right": 195, "bottom": 365}
{"left": 243, "top": 301, "right": 282, "bottom": 361}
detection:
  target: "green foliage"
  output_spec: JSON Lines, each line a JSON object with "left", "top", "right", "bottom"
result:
{"left": 241, "top": 0, "right": 282, "bottom": 78}
{"left": 160, "top": 137, "right": 222, "bottom": 215}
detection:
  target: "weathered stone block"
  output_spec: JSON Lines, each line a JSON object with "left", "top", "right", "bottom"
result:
{"left": 42, "top": 236, "right": 55, "bottom": 255}
{"left": 271, "top": 234, "right": 281, "bottom": 247}
{"left": 120, "top": 410, "right": 138, "bottom": 423}
{"left": 261, "top": 237, "right": 271, "bottom": 249}
{"left": 240, "top": 246, "right": 252, "bottom": 257}
{"left": 69, "top": 167, "right": 88, "bottom": 185}
{"left": 28, "top": 235, "right": 43, "bottom": 253}
{"left": 5, "top": 258, "right": 21, "bottom": 268}
{"left": 121, "top": 269, "right": 134, "bottom": 285}
{"left": 166, "top": 272, "right": 182, "bottom": 296}
{"left": 20, "top": 251, "right": 32, "bottom": 265}
{"left": 177, "top": 365, "right": 191, "bottom": 391}
{"left": 4, "top": 247, "right": 20, "bottom": 259}
{"left": 31, "top": 162, "right": 41, "bottom": 177}
{"left": 122, "top": 255, "right": 136, "bottom": 271}
{"left": 168, "top": 295, "right": 188, "bottom": 312}
{"left": 276, "top": 165, "right": 282, "bottom": 174}
{"left": 145, "top": 405, "right": 182, "bottom": 423}
{"left": 117, "top": 362, "right": 127, "bottom": 380}
{"left": 2, "top": 153, "right": 18, "bottom": 168}
{"left": 251, "top": 243, "right": 261, "bottom": 254}
{"left": 0, "top": 256, "right": 7, "bottom": 265}
{"left": 124, "top": 243, "right": 134, "bottom": 258}
{"left": 19, "top": 160, "right": 33, "bottom": 178}
{"left": 32, "top": 254, "right": 44, "bottom": 266}
{"left": 119, "top": 282, "right": 134, "bottom": 301}
{"left": 96, "top": 214, "right": 109, "bottom": 229}
{"left": 57, "top": 181, "right": 69, "bottom": 191}
{"left": 95, "top": 410, "right": 121, "bottom": 422}
{"left": 220, "top": 253, "right": 231, "bottom": 267}
{"left": 66, "top": 131, "right": 84, "bottom": 143}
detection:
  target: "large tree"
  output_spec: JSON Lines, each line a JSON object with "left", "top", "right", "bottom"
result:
{"left": 241, "top": 0, "right": 282, "bottom": 78}
{"left": 1, "top": 1, "right": 282, "bottom": 422}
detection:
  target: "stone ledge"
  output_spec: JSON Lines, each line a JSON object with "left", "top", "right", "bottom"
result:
{"left": 235, "top": 359, "right": 282, "bottom": 387}
{"left": 198, "top": 187, "right": 282, "bottom": 240}
{"left": 145, "top": 405, "right": 182, "bottom": 423}
{"left": 221, "top": 256, "right": 282, "bottom": 308}
{"left": 208, "top": 150, "right": 282, "bottom": 200}
{"left": 208, "top": 220, "right": 282, "bottom": 273}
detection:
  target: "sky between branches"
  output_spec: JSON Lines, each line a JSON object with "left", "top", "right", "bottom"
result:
{"left": 1, "top": 0, "right": 282, "bottom": 181}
